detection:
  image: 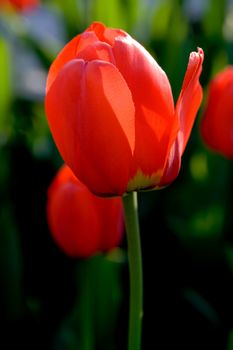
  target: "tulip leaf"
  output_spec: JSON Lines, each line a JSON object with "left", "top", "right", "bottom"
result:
{"left": 202, "top": 0, "right": 226, "bottom": 39}
{"left": 53, "top": 0, "right": 83, "bottom": 31}
{"left": 0, "top": 205, "right": 23, "bottom": 319}
{"left": 168, "top": 203, "right": 224, "bottom": 240}
{"left": 126, "top": 0, "right": 140, "bottom": 29}
{"left": 91, "top": 0, "right": 127, "bottom": 30}
{"left": 157, "top": 0, "right": 188, "bottom": 100}
{"left": 151, "top": 0, "right": 174, "bottom": 40}
{"left": 0, "top": 38, "right": 12, "bottom": 134}
{"left": 225, "top": 246, "right": 233, "bottom": 275}
{"left": 27, "top": 104, "right": 54, "bottom": 159}
{"left": 54, "top": 251, "right": 124, "bottom": 349}
{"left": 189, "top": 152, "right": 208, "bottom": 182}
{"left": 189, "top": 205, "right": 224, "bottom": 238}
{"left": 227, "top": 329, "right": 233, "bottom": 350}
{"left": 183, "top": 289, "right": 220, "bottom": 326}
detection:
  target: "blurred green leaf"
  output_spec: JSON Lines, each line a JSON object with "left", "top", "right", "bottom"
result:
{"left": 189, "top": 204, "right": 224, "bottom": 238}
{"left": 183, "top": 288, "right": 220, "bottom": 325}
{"left": 151, "top": 0, "right": 174, "bottom": 40}
{"left": 168, "top": 203, "right": 225, "bottom": 256}
{"left": 125, "top": 0, "right": 139, "bottom": 30}
{"left": 91, "top": 0, "right": 127, "bottom": 29}
{"left": 203, "top": 0, "right": 226, "bottom": 39}
{"left": 0, "top": 146, "right": 10, "bottom": 189}
{"left": 92, "top": 250, "right": 125, "bottom": 349}
{"left": 0, "top": 37, "right": 12, "bottom": 135}
{"left": 210, "top": 49, "right": 228, "bottom": 76}
{"left": 0, "top": 204, "right": 23, "bottom": 320}
{"left": 27, "top": 104, "right": 54, "bottom": 159}
{"left": 55, "top": 250, "right": 125, "bottom": 350}
{"left": 158, "top": 0, "right": 188, "bottom": 100}
{"left": 227, "top": 329, "right": 233, "bottom": 350}
{"left": 225, "top": 246, "right": 233, "bottom": 275}
{"left": 189, "top": 152, "right": 208, "bottom": 182}
{"left": 52, "top": 0, "right": 83, "bottom": 32}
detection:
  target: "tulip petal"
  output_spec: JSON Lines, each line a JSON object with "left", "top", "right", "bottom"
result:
{"left": 159, "top": 48, "right": 204, "bottom": 186}
{"left": 46, "top": 31, "right": 100, "bottom": 92}
{"left": 175, "top": 48, "right": 204, "bottom": 154}
{"left": 112, "top": 36, "right": 177, "bottom": 181}
{"left": 46, "top": 59, "right": 85, "bottom": 170}
{"left": 87, "top": 21, "right": 127, "bottom": 46}
{"left": 159, "top": 139, "right": 181, "bottom": 186}
{"left": 46, "top": 59, "right": 135, "bottom": 196}
{"left": 76, "top": 41, "right": 115, "bottom": 64}
{"left": 200, "top": 67, "right": 233, "bottom": 158}
{"left": 47, "top": 180, "right": 102, "bottom": 257}
{"left": 77, "top": 60, "right": 135, "bottom": 195}
{"left": 214, "top": 84, "right": 233, "bottom": 158}
{"left": 113, "top": 37, "right": 175, "bottom": 118}
{"left": 47, "top": 165, "right": 124, "bottom": 257}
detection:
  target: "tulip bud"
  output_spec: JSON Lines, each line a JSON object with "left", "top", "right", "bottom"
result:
{"left": 47, "top": 165, "right": 124, "bottom": 258}
{"left": 200, "top": 66, "right": 233, "bottom": 159}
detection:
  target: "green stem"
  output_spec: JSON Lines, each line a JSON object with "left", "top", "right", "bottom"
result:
{"left": 122, "top": 191, "right": 143, "bottom": 350}
{"left": 76, "top": 260, "right": 94, "bottom": 350}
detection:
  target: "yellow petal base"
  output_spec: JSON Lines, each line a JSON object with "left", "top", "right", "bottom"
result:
{"left": 127, "top": 169, "right": 163, "bottom": 192}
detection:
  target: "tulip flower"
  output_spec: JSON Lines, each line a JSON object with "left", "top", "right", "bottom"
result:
{"left": 200, "top": 66, "right": 233, "bottom": 159}
{"left": 47, "top": 165, "right": 124, "bottom": 258}
{"left": 45, "top": 21, "right": 204, "bottom": 197}
{"left": 0, "top": 0, "right": 39, "bottom": 11}
{"left": 45, "top": 22, "right": 204, "bottom": 350}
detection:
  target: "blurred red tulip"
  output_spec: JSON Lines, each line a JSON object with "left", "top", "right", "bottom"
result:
{"left": 200, "top": 67, "right": 233, "bottom": 159}
{"left": 47, "top": 165, "right": 124, "bottom": 258}
{"left": 45, "top": 22, "right": 204, "bottom": 196}
{"left": 0, "top": 0, "right": 39, "bottom": 11}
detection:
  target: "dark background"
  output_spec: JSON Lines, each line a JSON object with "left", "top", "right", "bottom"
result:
{"left": 0, "top": 0, "right": 233, "bottom": 349}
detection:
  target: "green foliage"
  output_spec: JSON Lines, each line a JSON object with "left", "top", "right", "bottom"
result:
{"left": 0, "top": 38, "right": 12, "bottom": 135}
{"left": 228, "top": 329, "right": 233, "bottom": 350}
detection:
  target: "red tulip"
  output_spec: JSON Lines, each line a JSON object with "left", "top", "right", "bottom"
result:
{"left": 200, "top": 66, "right": 233, "bottom": 159}
{"left": 0, "top": 0, "right": 39, "bottom": 11}
{"left": 47, "top": 165, "right": 124, "bottom": 258}
{"left": 45, "top": 22, "right": 204, "bottom": 196}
